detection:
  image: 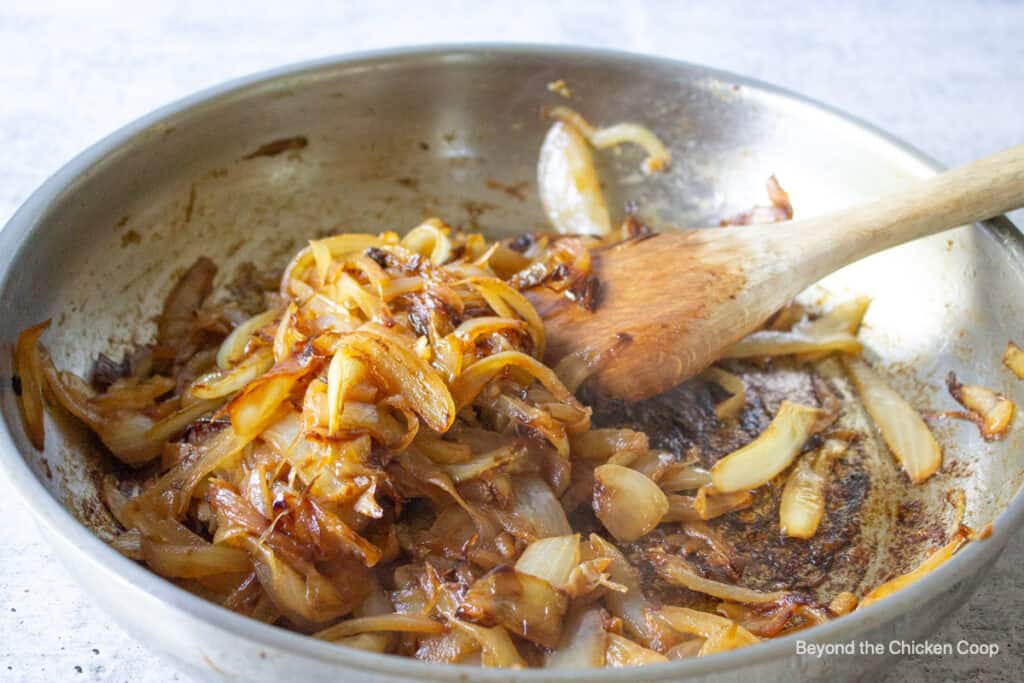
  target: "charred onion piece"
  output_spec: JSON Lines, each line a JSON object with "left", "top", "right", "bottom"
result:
{"left": 946, "top": 371, "right": 1015, "bottom": 441}
{"left": 710, "top": 401, "right": 827, "bottom": 493}
{"left": 842, "top": 357, "right": 941, "bottom": 484}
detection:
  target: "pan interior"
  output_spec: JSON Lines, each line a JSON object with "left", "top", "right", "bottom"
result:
{"left": 2, "top": 49, "right": 1021, "bottom": 623}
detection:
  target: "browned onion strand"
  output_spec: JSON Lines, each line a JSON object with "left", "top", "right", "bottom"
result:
{"left": 15, "top": 134, "right": 989, "bottom": 666}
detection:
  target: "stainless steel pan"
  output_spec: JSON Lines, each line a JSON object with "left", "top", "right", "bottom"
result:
{"left": 1, "top": 45, "right": 1022, "bottom": 682}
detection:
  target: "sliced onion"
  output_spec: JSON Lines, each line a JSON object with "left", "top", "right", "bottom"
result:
{"left": 466, "top": 277, "right": 545, "bottom": 357}
{"left": 14, "top": 320, "right": 50, "bottom": 449}
{"left": 605, "top": 633, "right": 669, "bottom": 667}
{"left": 1004, "top": 341, "right": 1024, "bottom": 380}
{"left": 515, "top": 534, "right": 580, "bottom": 587}
{"left": 193, "top": 347, "right": 274, "bottom": 400}
{"left": 314, "top": 613, "right": 444, "bottom": 642}
{"left": 538, "top": 121, "right": 612, "bottom": 236}
{"left": 456, "top": 566, "right": 567, "bottom": 647}
{"left": 657, "top": 464, "right": 712, "bottom": 493}
{"left": 229, "top": 363, "right": 306, "bottom": 440}
{"left": 588, "top": 534, "right": 673, "bottom": 648}
{"left": 509, "top": 474, "right": 572, "bottom": 538}
{"left": 282, "top": 233, "right": 397, "bottom": 297}
{"left": 570, "top": 429, "right": 648, "bottom": 463}
{"left": 449, "top": 620, "right": 526, "bottom": 668}
{"left": 946, "top": 371, "right": 1015, "bottom": 441}
{"left": 145, "top": 397, "right": 221, "bottom": 443}
{"left": 141, "top": 539, "right": 252, "bottom": 578}
{"left": 842, "top": 357, "right": 942, "bottom": 484}
{"left": 859, "top": 528, "right": 969, "bottom": 608}
{"left": 779, "top": 457, "right": 825, "bottom": 540}
{"left": 693, "top": 485, "right": 753, "bottom": 520}
{"left": 710, "top": 401, "right": 827, "bottom": 493}
{"left": 828, "top": 591, "right": 858, "bottom": 616}
{"left": 779, "top": 438, "right": 848, "bottom": 539}
{"left": 451, "top": 351, "right": 577, "bottom": 411}
{"left": 339, "top": 326, "right": 455, "bottom": 433}
{"left": 646, "top": 549, "right": 789, "bottom": 603}
{"left": 703, "top": 367, "right": 746, "bottom": 420}
{"left": 547, "top": 607, "right": 607, "bottom": 669}
{"left": 724, "top": 329, "right": 862, "bottom": 359}
{"left": 326, "top": 350, "right": 366, "bottom": 435}
{"left": 548, "top": 106, "right": 672, "bottom": 174}
{"left": 656, "top": 606, "right": 755, "bottom": 642}
{"left": 795, "top": 296, "right": 872, "bottom": 361}
{"left": 441, "top": 445, "right": 520, "bottom": 483}
{"left": 593, "top": 464, "right": 669, "bottom": 542}
{"left": 401, "top": 219, "right": 452, "bottom": 265}
{"left": 217, "top": 308, "right": 280, "bottom": 369}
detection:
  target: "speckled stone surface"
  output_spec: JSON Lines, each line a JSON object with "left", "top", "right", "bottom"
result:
{"left": 0, "top": 1, "right": 1022, "bottom": 681}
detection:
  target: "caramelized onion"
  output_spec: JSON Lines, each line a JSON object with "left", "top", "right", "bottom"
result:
{"left": 516, "top": 534, "right": 580, "bottom": 587}
{"left": 842, "top": 357, "right": 941, "bottom": 484}
{"left": 547, "top": 106, "right": 672, "bottom": 174}
{"left": 314, "top": 613, "right": 444, "bottom": 641}
{"left": 605, "top": 633, "right": 669, "bottom": 667}
{"left": 13, "top": 320, "right": 50, "bottom": 449}
{"left": 450, "top": 619, "right": 526, "bottom": 668}
{"left": 711, "top": 401, "right": 826, "bottom": 493}
{"left": 779, "top": 437, "right": 847, "bottom": 539}
{"left": 860, "top": 528, "right": 969, "bottom": 608}
{"left": 593, "top": 464, "right": 669, "bottom": 542}
{"left": 646, "top": 549, "right": 788, "bottom": 604}
{"left": 457, "top": 566, "right": 567, "bottom": 647}
{"left": 538, "top": 121, "right": 613, "bottom": 236}
{"left": 725, "top": 329, "right": 862, "bottom": 359}
{"left": 703, "top": 367, "right": 746, "bottom": 420}
{"left": 946, "top": 371, "right": 1015, "bottom": 441}
{"left": 547, "top": 607, "right": 607, "bottom": 669}
{"left": 1004, "top": 341, "right": 1024, "bottom": 380}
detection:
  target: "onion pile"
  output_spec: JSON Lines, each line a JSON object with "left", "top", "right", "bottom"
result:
{"left": 11, "top": 101, "right": 996, "bottom": 669}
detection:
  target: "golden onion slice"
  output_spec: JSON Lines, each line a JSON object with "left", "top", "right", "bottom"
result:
{"left": 547, "top": 607, "right": 607, "bottom": 669}
{"left": 779, "top": 438, "right": 847, "bottom": 539}
{"left": 710, "top": 401, "right": 827, "bottom": 493}
{"left": 13, "top": 320, "right": 50, "bottom": 449}
{"left": 547, "top": 106, "right": 672, "bottom": 174}
{"left": 537, "top": 120, "right": 613, "bottom": 236}
{"left": 842, "top": 357, "right": 941, "bottom": 484}
{"left": 314, "top": 614, "right": 444, "bottom": 642}
{"left": 724, "top": 329, "right": 862, "bottom": 359}
{"left": 515, "top": 534, "right": 581, "bottom": 587}
{"left": 946, "top": 371, "right": 1015, "bottom": 441}
{"left": 646, "top": 549, "right": 789, "bottom": 604}
{"left": 703, "top": 367, "right": 746, "bottom": 420}
{"left": 593, "top": 464, "right": 669, "bottom": 542}
{"left": 605, "top": 633, "right": 669, "bottom": 667}
{"left": 859, "top": 528, "right": 969, "bottom": 608}
{"left": 1004, "top": 341, "right": 1024, "bottom": 379}
{"left": 450, "top": 620, "right": 526, "bottom": 668}
{"left": 457, "top": 566, "right": 567, "bottom": 648}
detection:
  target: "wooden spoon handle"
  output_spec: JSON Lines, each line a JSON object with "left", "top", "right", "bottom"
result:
{"left": 788, "top": 143, "right": 1024, "bottom": 281}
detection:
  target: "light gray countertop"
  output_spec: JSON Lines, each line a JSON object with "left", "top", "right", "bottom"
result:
{"left": 1, "top": 1, "right": 1022, "bottom": 681}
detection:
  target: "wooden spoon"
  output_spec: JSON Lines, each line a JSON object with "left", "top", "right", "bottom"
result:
{"left": 527, "top": 145, "right": 1024, "bottom": 402}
